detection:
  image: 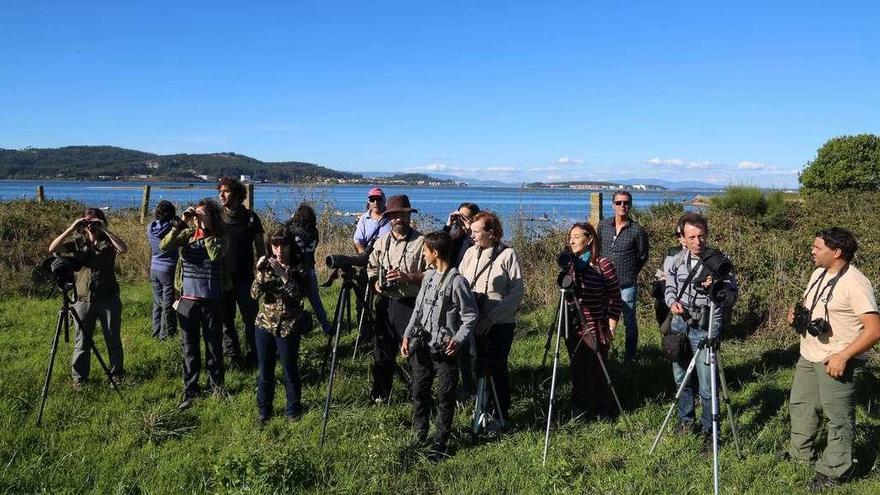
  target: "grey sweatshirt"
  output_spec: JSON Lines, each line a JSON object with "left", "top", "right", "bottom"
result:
{"left": 403, "top": 267, "right": 479, "bottom": 347}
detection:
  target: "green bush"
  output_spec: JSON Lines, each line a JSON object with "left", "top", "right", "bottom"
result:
{"left": 710, "top": 186, "right": 767, "bottom": 217}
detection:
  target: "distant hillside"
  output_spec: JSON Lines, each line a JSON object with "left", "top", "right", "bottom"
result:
{"left": 0, "top": 146, "right": 360, "bottom": 182}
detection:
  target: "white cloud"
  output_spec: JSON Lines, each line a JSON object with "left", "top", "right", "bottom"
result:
{"left": 646, "top": 157, "right": 718, "bottom": 169}
{"left": 485, "top": 166, "right": 515, "bottom": 172}
{"left": 528, "top": 165, "right": 562, "bottom": 172}
{"left": 737, "top": 161, "right": 767, "bottom": 170}
{"left": 408, "top": 163, "right": 449, "bottom": 172}
{"left": 556, "top": 156, "right": 584, "bottom": 165}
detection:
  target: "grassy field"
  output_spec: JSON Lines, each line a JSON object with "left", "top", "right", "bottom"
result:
{"left": 1, "top": 282, "right": 878, "bottom": 494}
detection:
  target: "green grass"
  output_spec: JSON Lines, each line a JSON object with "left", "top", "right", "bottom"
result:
{"left": 1, "top": 284, "right": 879, "bottom": 494}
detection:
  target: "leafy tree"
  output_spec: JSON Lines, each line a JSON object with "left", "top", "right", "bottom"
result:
{"left": 799, "top": 134, "right": 880, "bottom": 192}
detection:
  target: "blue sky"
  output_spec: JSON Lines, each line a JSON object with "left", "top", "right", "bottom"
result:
{"left": 1, "top": 1, "right": 878, "bottom": 187}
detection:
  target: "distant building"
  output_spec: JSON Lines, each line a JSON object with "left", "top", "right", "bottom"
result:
{"left": 240, "top": 174, "right": 252, "bottom": 183}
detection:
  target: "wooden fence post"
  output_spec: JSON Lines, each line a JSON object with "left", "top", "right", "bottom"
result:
{"left": 139, "top": 185, "right": 151, "bottom": 224}
{"left": 36, "top": 185, "right": 45, "bottom": 202}
{"left": 589, "top": 192, "right": 604, "bottom": 225}
{"left": 246, "top": 183, "right": 255, "bottom": 211}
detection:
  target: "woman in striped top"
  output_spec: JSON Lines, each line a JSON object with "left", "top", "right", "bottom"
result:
{"left": 565, "top": 222, "right": 623, "bottom": 420}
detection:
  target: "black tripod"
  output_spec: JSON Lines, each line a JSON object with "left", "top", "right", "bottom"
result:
{"left": 36, "top": 283, "right": 121, "bottom": 426}
{"left": 319, "top": 267, "right": 358, "bottom": 449}
{"left": 542, "top": 275, "right": 625, "bottom": 466}
{"left": 648, "top": 300, "right": 743, "bottom": 495}
{"left": 350, "top": 270, "right": 373, "bottom": 362}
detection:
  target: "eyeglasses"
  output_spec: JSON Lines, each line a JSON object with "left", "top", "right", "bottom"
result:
{"left": 614, "top": 200, "right": 631, "bottom": 206}
{"left": 368, "top": 196, "right": 383, "bottom": 202}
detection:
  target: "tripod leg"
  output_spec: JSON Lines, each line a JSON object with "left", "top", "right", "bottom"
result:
{"left": 351, "top": 291, "right": 367, "bottom": 362}
{"left": 709, "top": 348, "right": 720, "bottom": 495}
{"left": 649, "top": 342, "right": 703, "bottom": 454}
{"left": 69, "top": 307, "right": 121, "bottom": 395}
{"left": 541, "top": 302, "right": 560, "bottom": 368}
{"left": 488, "top": 376, "right": 506, "bottom": 427}
{"left": 320, "top": 294, "right": 347, "bottom": 449}
{"left": 36, "top": 309, "right": 66, "bottom": 425}
{"left": 322, "top": 287, "right": 348, "bottom": 380}
{"left": 542, "top": 290, "right": 566, "bottom": 466}
{"left": 715, "top": 355, "right": 743, "bottom": 459}
{"left": 472, "top": 377, "right": 485, "bottom": 434}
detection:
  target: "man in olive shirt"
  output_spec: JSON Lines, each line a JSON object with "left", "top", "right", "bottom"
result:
{"left": 787, "top": 227, "right": 880, "bottom": 490}
{"left": 367, "top": 195, "right": 426, "bottom": 403}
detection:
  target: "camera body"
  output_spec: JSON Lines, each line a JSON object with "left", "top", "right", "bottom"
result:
{"left": 408, "top": 324, "right": 449, "bottom": 356}
{"left": 791, "top": 302, "right": 831, "bottom": 337}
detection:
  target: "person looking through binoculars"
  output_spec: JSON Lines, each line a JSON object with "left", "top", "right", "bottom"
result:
{"left": 784, "top": 227, "right": 880, "bottom": 490}
{"left": 563, "top": 222, "right": 623, "bottom": 419}
{"left": 664, "top": 213, "right": 737, "bottom": 444}
{"left": 400, "top": 231, "right": 478, "bottom": 458}
{"left": 366, "top": 194, "right": 426, "bottom": 403}
{"left": 48, "top": 208, "right": 128, "bottom": 390}
{"left": 459, "top": 211, "right": 523, "bottom": 426}
{"left": 161, "top": 199, "right": 228, "bottom": 410}
{"left": 252, "top": 228, "right": 311, "bottom": 424}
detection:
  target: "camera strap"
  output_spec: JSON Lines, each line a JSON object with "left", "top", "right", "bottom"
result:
{"left": 676, "top": 256, "right": 703, "bottom": 303}
{"left": 469, "top": 244, "right": 508, "bottom": 291}
{"left": 805, "top": 264, "right": 849, "bottom": 320}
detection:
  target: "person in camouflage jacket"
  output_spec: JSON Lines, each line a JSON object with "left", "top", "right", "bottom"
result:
{"left": 251, "top": 228, "right": 310, "bottom": 423}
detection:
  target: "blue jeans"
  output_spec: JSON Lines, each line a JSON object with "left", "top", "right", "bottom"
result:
{"left": 307, "top": 268, "right": 331, "bottom": 334}
{"left": 150, "top": 268, "right": 176, "bottom": 339}
{"left": 670, "top": 314, "right": 717, "bottom": 432}
{"left": 255, "top": 326, "right": 302, "bottom": 418}
{"left": 620, "top": 286, "right": 638, "bottom": 361}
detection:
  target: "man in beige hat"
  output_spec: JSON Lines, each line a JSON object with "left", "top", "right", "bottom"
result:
{"left": 367, "top": 195, "right": 426, "bottom": 403}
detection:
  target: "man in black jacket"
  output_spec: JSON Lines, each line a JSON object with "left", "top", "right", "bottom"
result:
{"left": 597, "top": 189, "right": 649, "bottom": 363}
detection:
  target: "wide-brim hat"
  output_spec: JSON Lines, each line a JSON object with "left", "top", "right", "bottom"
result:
{"left": 382, "top": 194, "right": 418, "bottom": 216}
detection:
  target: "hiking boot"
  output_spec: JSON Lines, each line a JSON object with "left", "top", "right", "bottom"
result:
{"left": 807, "top": 472, "right": 838, "bottom": 492}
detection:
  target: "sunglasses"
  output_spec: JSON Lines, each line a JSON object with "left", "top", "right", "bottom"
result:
{"left": 614, "top": 200, "right": 632, "bottom": 206}
{"left": 368, "top": 196, "right": 384, "bottom": 202}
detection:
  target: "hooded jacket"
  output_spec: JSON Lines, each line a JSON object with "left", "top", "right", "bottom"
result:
{"left": 147, "top": 219, "right": 179, "bottom": 271}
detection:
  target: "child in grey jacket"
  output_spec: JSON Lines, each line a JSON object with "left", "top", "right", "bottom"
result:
{"left": 401, "top": 231, "right": 478, "bottom": 458}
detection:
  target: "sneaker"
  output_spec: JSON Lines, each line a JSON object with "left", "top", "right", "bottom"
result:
{"left": 208, "top": 385, "right": 231, "bottom": 400}
{"left": 807, "top": 472, "right": 838, "bottom": 492}
{"left": 258, "top": 414, "right": 271, "bottom": 426}
{"left": 72, "top": 379, "right": 84, "bottom": 392}
{"left": 674, "top": 422, "right": 696, "bottom": 435}
{"left": 286, "top": 410, "right": 302, "bottom": 423}
{"left": 111, "top": 373, "right": 126, "bottom": 386}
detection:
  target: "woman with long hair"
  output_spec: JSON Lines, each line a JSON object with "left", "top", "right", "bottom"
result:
{"left": 160, "top": 198, "right": 228, "bottom": 410}
{"left": 286, "top": 202, "right": 331, "bottom": 335}
{"left": 48, "top": 208, "right": 128, "bottom": 390}
{"left": 252, "top": 228, "right": 309, "bottom": 423}
{"left": 564, "top": 222, "right": 623, "bottom": 419}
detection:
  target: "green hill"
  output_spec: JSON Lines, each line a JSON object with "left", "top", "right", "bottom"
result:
{"left": 0, "top": 146, "right": 361, "bottom": 182}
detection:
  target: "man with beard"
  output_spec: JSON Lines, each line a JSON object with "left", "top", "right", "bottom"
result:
{"left": 367, "top": 195, "right": 426, "bottom": 403}
{"left": 218, "top": 177, "right": 265, "bottom": 368}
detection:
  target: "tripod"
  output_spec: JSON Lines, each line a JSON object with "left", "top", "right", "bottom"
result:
{"left": 649, "top": 300, "right": 743, "bottom": 495}
{"left": 542, "top": 282, "right": 625, "bottom": 466}
{"left": 36, "top": 283, "right": 121, "bottom": 426}
{"left": 319, "top": 267, "right": 358, "bottom": 449}
{"left": 471, "top": 374, "right": 506, "bottom": 434}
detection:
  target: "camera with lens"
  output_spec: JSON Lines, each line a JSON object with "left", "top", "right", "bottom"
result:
{"left": 39, "top": 254, "right": 83, "bottom": 290}
{"left": 791, "top": 302, "right": 831, "bottom": 337}
{"left": 693, "top": 247, "right": 736, "bottom": 305}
